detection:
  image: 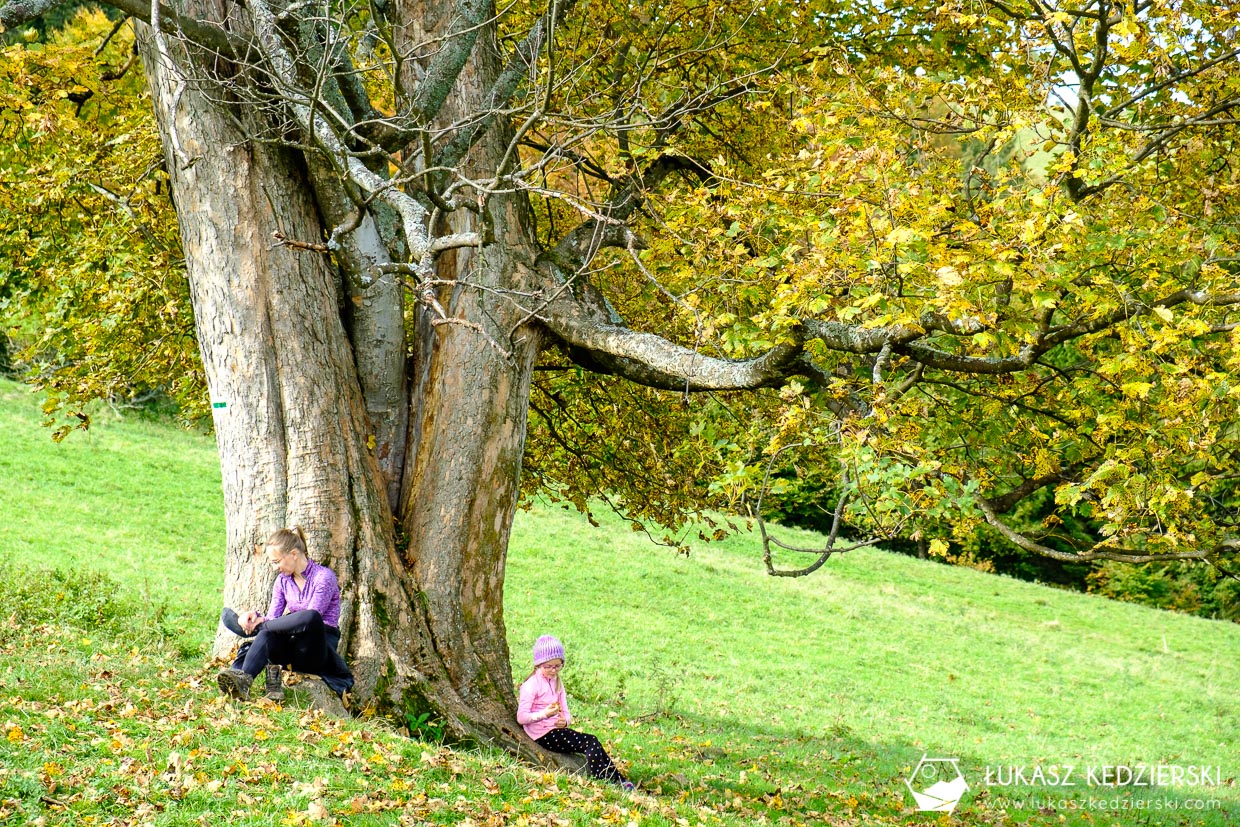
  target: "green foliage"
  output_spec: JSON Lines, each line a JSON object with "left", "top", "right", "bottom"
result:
{"left": 2, "top": 0, "right": 1239, "bottom": 574}
{"left": 1088, "top": 560, "right": 1240, "bottom": 621}
{"left": 0, "top": 555, "right": 202, "bottom": 660}
{"left": 522, "top": 372, "right": 762, "bottom": 545}
{"left": 519, "top": 0, "right": 1240, "bottom": 568}
{"left": 0, "top": 11, "right": 204, "bottom": 432}
{"left": 0, "top": 559, "right": 131, "bottom": 632}
{"left": 404, "top": 711, "right": 448, "bottom": 742}
{"left": 0, "top": 378, "right": 225, "bottom": 639}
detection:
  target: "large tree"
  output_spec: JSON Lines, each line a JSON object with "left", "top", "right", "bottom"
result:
{"left": 2, "top": 0, "right": 1238, "bottom": 749}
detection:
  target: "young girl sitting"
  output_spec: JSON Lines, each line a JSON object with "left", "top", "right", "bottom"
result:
{"left": 517, "top": 635, "right": 634, "bottom": 791}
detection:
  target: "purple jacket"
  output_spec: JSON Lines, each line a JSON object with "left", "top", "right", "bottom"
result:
{"left": 264, "top": 559, "right": 342, "bottom": 628}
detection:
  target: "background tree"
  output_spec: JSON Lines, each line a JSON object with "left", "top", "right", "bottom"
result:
{"left": 0, "top": 11, "right": 199, "bottom": 434}
{"left": 1, "top": 0, "right": 1237, "bottom": 750}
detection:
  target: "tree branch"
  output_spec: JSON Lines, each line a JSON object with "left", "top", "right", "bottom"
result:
{"left": 549, "top": 321, "right": 800, "bottom": 391}
{"left": 754, "top": 445, "right": 880, "bottom": 577}
{"left": 985, "top": 464, "right": 1089, "bottom": 514}
{"left": 0, "top": 0, "right": 247, "bottom": 58}
{"left": 0, "top": 0, "right": 61, "bottom": 28}
{"left": 244, "top": 0, "right": 433, "bottom": 270}
{"left": 431, "top": 0, "right": 579, "bottom": 171}
{"left": 407, "top": 0, "right": 492, "bottom": 124}
{"left": 975, "top": 496, "right": 1225, "bottom": 563}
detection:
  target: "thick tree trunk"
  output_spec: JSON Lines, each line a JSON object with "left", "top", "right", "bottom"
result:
{"left": 136, "top": 13, "right": 543, "bottom": 756}
{"left": 394, "top": 0, "right": 547, "bottom": 745}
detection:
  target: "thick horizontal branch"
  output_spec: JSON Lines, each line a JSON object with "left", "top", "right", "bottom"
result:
{"left": 976, "top": 496, "right": 1226, "bottom": 564}
{"left": 429, "top": 232, "right": 482, "bottom": 253}
{"left": 887, "top": 287, "right": 1238, "bottom": 374}
{"left": 0, "top": 0, "right": 59, "bottom": 27}
{"left": 536, "top": 266, "right": 799, "bottom": 391}
{"left": 543, "top": 273, "right": 1240, "bottom": 393}
{"left": 1, "top": 0, "right": 245, "bottom": 57}
{"left": 549, "top": 316, "right": 800, "bottom": 391}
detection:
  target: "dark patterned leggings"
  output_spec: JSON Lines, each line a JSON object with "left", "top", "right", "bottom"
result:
{"left": 237, "top": 609, "right": 336, "bottom": 676}
{"left": 536, "top": 727, "right": 628, "bottom": 784}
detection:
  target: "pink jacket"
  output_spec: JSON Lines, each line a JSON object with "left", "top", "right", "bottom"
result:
{"left": 517, "top": 672, "right": 572, "bottom": 740}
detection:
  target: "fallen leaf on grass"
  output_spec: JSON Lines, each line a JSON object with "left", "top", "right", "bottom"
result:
{"left": 307, "top": 798, "right": 330, "bottom": 822}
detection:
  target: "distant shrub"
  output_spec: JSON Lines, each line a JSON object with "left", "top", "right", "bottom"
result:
{"left": 1086, "top": 561, "right": 1240, "bottom": 622}
{"left": 0, "top": 558, "right": 196, "bottom": 648}
{"left": 0, "top": 559, "right": 131, "bottom": 630}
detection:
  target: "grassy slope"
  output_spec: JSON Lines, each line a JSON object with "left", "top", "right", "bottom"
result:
{"left": 0, "top": 381, "right": 224, "bottom": 634}
{"left": 1, "top": 377, "right": 1237, "bottom": 826}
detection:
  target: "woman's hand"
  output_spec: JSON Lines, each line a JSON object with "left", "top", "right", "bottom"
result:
{"left": 241, "top": 610, "right": 262, "bottom": 634}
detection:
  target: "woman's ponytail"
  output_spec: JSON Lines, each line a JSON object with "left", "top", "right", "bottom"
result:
{"left": 266, "top": 526, "right": 308, "bottom": 557}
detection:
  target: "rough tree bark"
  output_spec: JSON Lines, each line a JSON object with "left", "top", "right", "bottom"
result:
{"left": 132, "top": 0, "right": 544, "bottom": 754}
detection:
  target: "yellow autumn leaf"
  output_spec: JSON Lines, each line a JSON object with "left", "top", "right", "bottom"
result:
{"left": 936, "top": 266, "right": 963, "bottom": 287}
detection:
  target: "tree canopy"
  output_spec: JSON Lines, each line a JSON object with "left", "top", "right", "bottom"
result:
{"left": 8, "top": 0, "right": 1235, "bottom": 563}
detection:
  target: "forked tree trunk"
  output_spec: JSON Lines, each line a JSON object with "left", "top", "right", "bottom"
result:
{"left": 136, "top": 12, "right": 544, "bottom": 756}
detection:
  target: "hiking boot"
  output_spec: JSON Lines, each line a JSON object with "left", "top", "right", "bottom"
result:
{"left": 264, "top": 664, "right": 284, "bottom": 701}
{"left": 220, "top": 607, "right": 251, "bottom": 638}
{"left": 217, "top": 668, "right": 253, "bottom": 700}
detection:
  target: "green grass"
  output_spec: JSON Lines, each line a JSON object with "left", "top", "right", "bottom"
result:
{"left": 1, "top": 376, "right": 1237, "bottom": 826}
{"left": 0, "top": 380, "right": 225, "bottom": 637}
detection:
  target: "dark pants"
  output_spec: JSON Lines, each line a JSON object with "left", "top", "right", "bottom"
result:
{"left": 232, "top": 610, "right": 353, "bottom": 696}
{"left": 536, "top": 727, "right": 628, "bottom": 784}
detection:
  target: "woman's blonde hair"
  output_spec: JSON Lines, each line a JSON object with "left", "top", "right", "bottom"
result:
{"left": 266, "top": 525, "right": 308, "bottom": 557}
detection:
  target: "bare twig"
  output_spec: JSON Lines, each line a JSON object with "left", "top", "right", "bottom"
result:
{"left": 272, "top": 231, "right": 330, "bottom": 253}
{"left": 85, "top": 182, "right": 158, "bottom": 245}
{"left": 754, "top": 442, "right": 879, "bottom": 577}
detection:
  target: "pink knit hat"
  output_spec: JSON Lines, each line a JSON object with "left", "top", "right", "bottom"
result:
{"left": 532, "top": 635, "right": 565, "bottom": 666}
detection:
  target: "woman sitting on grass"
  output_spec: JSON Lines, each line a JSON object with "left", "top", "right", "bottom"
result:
{"left": 517, "top": 635, "right": 634, "bottom": 791}
{"left": 217, "top": 527, "right": 354, "bottom": 703}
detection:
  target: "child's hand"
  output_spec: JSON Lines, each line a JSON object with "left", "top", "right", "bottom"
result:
{"left": 543, "top": 702, "right": 560, "bottom": 718}
{"left": 553, "top": 717, "right": 567, "bottom": 728}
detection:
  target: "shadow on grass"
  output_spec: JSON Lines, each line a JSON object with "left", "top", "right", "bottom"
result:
{"left": 622, "top": 708, "right": 1237, "bottom": 827}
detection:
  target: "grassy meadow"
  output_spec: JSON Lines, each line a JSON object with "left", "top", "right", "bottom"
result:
{"left": 0, "top": 376, "right": 1237, "bottom": 826}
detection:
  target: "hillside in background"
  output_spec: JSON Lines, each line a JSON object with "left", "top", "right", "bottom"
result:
{"left": 1, "top": 377, "right": 1237, "bottom": 825}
